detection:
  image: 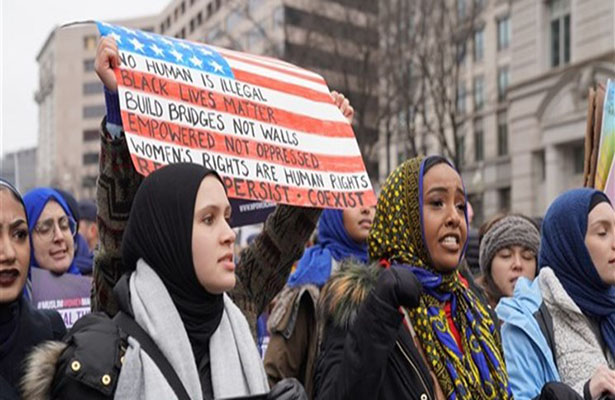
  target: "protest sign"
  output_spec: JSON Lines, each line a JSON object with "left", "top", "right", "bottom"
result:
{"left": 594, "top": 80, "right": 615, "bottom": 191}
{"left": 229, "top": 198, "right": 275, "bottom": 227}
{"left": 599, "top": 81, "right": 615, "bottom": 201}
{"left": 96, "top": 22, "right": 376, "bottom": 209}
{"left": 31, "top": 268, "right": 92, "bottom": 328}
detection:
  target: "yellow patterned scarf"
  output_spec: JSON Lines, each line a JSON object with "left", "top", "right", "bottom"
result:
{"left": 368, "top": 156, "right": 512, "bottom": 400}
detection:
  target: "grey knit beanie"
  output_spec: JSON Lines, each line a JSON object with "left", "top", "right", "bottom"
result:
{"left": 479, "top": 215, "right": 540, "bottom": 275}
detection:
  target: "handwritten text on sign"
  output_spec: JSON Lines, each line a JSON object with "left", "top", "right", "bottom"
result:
{"left": 96, "top": 22, "right": 376, "bottom": 208}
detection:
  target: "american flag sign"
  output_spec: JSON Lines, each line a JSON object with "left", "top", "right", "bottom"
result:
{"left": 96, "top": 22, "right": 376, "bottom": 209}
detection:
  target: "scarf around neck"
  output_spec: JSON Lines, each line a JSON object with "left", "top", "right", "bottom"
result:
{"left": 368, "top": 155, "right": 511, "bottom": 400}
{"left": 122, "top": 163, "right": 224, "bottom": 364}
{"left": 288, "top": 209, "right": 368, "bottom": 288}
{"left": 539, "top": 188, "right": 615, "bottom": 358}
{"left": 114, "top": 261, "right": 268, "bottom": 399}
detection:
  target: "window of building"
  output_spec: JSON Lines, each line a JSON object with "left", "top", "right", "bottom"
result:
{"left": 190, "top": 0, "right": 195, "bottom": 5}
{"left": 550, "top": 0, "right": 571, "bottom": 68}
{"left": 83, "top": 82, "right": 103, "bottom": 96}
{"left": 473, "top": 28, "right": 484, "bottom": 62}
{"left": 248, "top": 27, "right": 265, "bottom": 48}
{"left": 249, "top": 0, "right": 265, "bottom": 14}
{"left": 456, "top": 134, "right": 466, "bottom": 168}
{"left": 160, "top": 23, "right": 166, "bottom": 33}
{"left": 84, "top": 59, "right": 95, "bottom": 72}
{"left": 190, "top": 18, "right": 195, "bottom": 33}
{"left": 273, "top": 6, "right": 285, "bottom": 30}
{"left": 83, "top": 152, "right": 99, "bottom": 165}
{"left": 457, "top": 0, "right": 466, "bottom": 19}
{"left": 197, "top": 11, "right": 203, "bottom": 26}
{"left": 573, "top": 144, "right": 584, "bottom": 174}
{"left": 206, "top": 26, "right": 221, "bottom": 43}
{"left": 474, "top": 117, "right": 484, "bottom": 162}
{"left": 207, "top": 3, "right": 213, "bottom": 17}
{"left": 174, "top": 8, "right": 179, "bottom": 21}
{"left": 83, "top": 129, "right": 99, "bottom": 142}
{"left": 497, "top": 66, "right": 509, "bottom": 101}
{"left": 83, "top": 105, "right": 106, "bottom": 119}
{"left": 457, "top": 41, "right": 466, "bottom": 65}
{"left": 83, "top": 35, "right": 97, "bottom": 50}
{"left": 457, "top": 83, "right": 466, "bottom": 114}
{"left": 497, "top": 16, "right": 511, "bottom": 50}
{"left": 468, "top": 193, "right": 484, "bottom": 225}
{"left": 499, "top": 187, "right": 511, "bottom": 212}
{"left": 226, "top": 10, "right": 243, "bottom": 32}
{"left": 497, "top": 111, "right": 508, "bottom": 156}
{"left": 180, "top": 1, "right": 186, "bottom": 15}
{"left": 215, "top": 0, "right": 221, "bottom": 11}
{"left": 82, "top": 175, "right": 97, "bottom": 189}
{"left": 473, "top": 75, "right": 484, "bottom": 111}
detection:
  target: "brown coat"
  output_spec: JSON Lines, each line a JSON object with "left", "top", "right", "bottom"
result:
{"left": 264, "top": 285, "right": 320, "bottom": 398}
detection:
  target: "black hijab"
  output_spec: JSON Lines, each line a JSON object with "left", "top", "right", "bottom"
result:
{"left": 122, "top": 164, "right": 225, "bottom": 363}
{"left": 0, "top": 179, "right": 27, "bottom": 343}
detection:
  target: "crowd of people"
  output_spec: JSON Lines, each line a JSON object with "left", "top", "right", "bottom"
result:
{"left": 2, "top": 35, "right": 615, "bottom": 400}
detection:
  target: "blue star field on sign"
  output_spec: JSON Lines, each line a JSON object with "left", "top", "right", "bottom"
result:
{"left": 96, "top": 21, "right": 235, "bottom": 79}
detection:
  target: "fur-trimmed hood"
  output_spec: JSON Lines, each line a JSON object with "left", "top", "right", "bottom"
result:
{"left": 318, "top": 259, "right": 382, "bottom": 330}
{"left": 20, "top": 340, "right": 66, "bottom": 400}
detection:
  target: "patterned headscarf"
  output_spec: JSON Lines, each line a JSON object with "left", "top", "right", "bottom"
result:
{"left": 368, "top": 156, "right": 511, "bottom": 400}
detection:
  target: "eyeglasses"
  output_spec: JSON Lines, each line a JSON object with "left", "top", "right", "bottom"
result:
{"left": 33, "top": 216, "right": 77, "bottom": 241}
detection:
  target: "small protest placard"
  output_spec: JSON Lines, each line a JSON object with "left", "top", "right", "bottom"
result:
{"left": 96, "top": 22, "right": 376, "bottom": 209}
{"left": 229, "top": 198, "right": 275, "bottom": 227}
{"left": 31, "top": 268, "right": 92, "bottom": 328}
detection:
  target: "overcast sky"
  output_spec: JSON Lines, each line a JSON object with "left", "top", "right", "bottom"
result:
{"left": 1, "top": 0, "right": 171, "bottom": 157}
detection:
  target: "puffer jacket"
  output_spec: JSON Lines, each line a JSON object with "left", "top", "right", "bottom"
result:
{"left": 313, "top": 260, "right": 438, "bottom": 400}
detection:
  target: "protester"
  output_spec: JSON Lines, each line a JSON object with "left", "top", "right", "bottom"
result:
{"left": 264, "top": 206, "right": 375, "bottom": 396}
{"left": 23, "top": 164, "right": 310, "bottom": 399}
{"left": 23, "top": 188, "right": 80, "bottom": 275}
{"left": 477, "top": 214, "right": 540, "bottom": 309}
{"left": 54, "top": 190, "right": 94, "bottom": 275}
{"left": 313, "top": 156, "right": 581, "bottom": 400}
{"left": 497, "top": 188, "right": 615, "bottom": 399}
{"left": 314, "top": 155, "right": 513, "bottom": 399}
{"left": 78, "top": 199, "right": 98, "bottom": 252}
{"left": 0, "top": 179, "right": 66, "bottom": 400}
{"left": 89, "top": 36, "right": 354, "bottom": 324}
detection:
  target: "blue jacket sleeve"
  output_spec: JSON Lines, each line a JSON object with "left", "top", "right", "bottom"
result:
{"left": 501, "top": 322, "right": 550, "bottom": 400}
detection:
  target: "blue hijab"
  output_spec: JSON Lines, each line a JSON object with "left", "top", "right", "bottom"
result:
{"left": 23, "top": 188, "right": 80, "bottom": 275}
{"left": 288, "top": 209, "right": 368, "bottom": 287}
{"left": 539, "top": 188, "right": 615, "bottom": 358}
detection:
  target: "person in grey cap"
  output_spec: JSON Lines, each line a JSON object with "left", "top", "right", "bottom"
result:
{"left": 478, "top": 213, "right": 540, "bottom": 309}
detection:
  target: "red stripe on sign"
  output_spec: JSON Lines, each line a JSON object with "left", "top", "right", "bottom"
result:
{"left": 231, "top": 68, "right": 332, "bottom": 103}
{"left": 122, "top": 111, "right": 367, "bottom": 173}
{"left": 217, "top": 50, "right": 327, "bottom": 85}
{"left": 130, "top": 155, "right": 377, "bottom": 208}
{"left": 118, "top": 69, "right": 354, "bottom": 138}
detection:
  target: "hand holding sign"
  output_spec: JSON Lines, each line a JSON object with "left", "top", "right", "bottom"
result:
{"left": 95, "top": 36, "right": 121, "bottom": 92}
{"left": 96, "top": 22, "right": 375, "bottom": 209}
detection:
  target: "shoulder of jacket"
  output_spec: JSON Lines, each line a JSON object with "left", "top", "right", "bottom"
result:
{"left": 21, "top": 340, "right": 67, "bottom": 400}
{"left": 22, "top": 312, "right": 125, "bottom": 400}
{"left": 318, "top": 259, "right": 381, "bottom": 330}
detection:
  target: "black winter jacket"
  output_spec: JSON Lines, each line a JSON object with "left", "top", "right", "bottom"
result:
{"left": 313, "top": 262, "right": 434, "bottom": 400}
{"left": 0, "top": 297, "right": 65, "bottom": 400}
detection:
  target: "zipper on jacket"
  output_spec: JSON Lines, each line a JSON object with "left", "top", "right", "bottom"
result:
{"left": 396, "top": 340, "right": 432, "bottom": 400}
